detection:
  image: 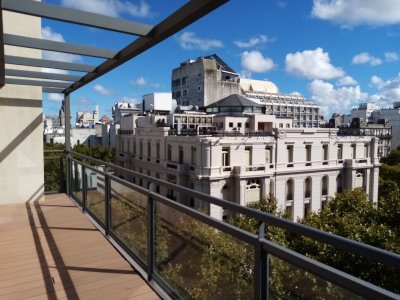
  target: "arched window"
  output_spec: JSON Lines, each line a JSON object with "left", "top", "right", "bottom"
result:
{"left": 321, "top": 175, "right": 328, "bottom": 196}
{"left": 336, "top": 174, "right": 343, "bottom": 193}
{"left": 286, "top": 179, "right": 294, "bottom": 200}
{"left": 304, "top": 177, "right": 312, "bottom": 198}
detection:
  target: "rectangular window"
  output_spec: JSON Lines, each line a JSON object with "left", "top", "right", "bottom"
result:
{"left": 245, "top": 122, "right": 250, "bottom": 128}
{"left": 305, "top": 145, "right": 311, "bottom": 162}
{"left": 351, "top": 144, "right": 356, "bottom": 159}
{"left": 287, "top": 146, "right": 293, "bottom": 163}
{"left": 265, "top": 147, "right": 273, "bottom": 164}
{"left": 147, "top": 142, "right": 151, "bottom": 157}
{"left": 229, "top": 122, "right": 233, "bottom": 128}
{"left": 167, "top": 144, "right": 172, "bottom": 161}
{"left": 156, "top": 142, "right": 160, "bottom": 159}
{"left": 237, "top": 123, "right": 242, "bottom": 128}
{"left": 182, "top": 77, "right": 187, "bottom": 85}
{"left": 337, "top": 144, "right": 343, "bottom": 159}
{"left": 222, "top": 147, "right": 230, "bottom": 166}
{"left": 191, "top": 147, "right": 196, "bottom": 165}
{"left": 179, "top": 146, "right": 184, "bottom": 164}
{"left": 323, "top": 144, "right": 328, "bottom": 161}
{"left": 139, "top": 141, "right": 143, "bottom": 156}
{"left": 245, "top": 147, "right": 252, "bottom": 165}
{"left": 364, "top": 144, "right": 369, "bottom": 157}
{"left": 183, "top": 89, "right": 188, "bottom": 96}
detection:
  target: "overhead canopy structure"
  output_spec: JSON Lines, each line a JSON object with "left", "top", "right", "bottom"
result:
{"left": 0, "top": 0, "right": 229, "bottom": 95}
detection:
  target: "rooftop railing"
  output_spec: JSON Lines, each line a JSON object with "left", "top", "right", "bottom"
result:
{"left": 49, "top": 151, "right": 400, "bottom": 299}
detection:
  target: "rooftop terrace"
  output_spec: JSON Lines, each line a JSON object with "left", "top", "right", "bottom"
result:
{"left": 0, "top": 193, "right": 159, "bottom": 300}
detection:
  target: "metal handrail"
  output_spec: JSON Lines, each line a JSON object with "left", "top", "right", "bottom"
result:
{"left": 66, "top": 155, "right": 400, "bottom": 299}
{"left": 70, "top": 151, "right": 400, "bottom": 269}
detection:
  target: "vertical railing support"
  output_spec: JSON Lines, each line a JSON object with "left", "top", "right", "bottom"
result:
{"left": 59, "top": 155, "right": 65, "bottom": 193}
{"left": 105, "top": 173, "right": 111, "bottom": 235}
{"left": 82, "top": 165, "right": 87, "bottom": 212}
{"left": 254, "top": 221, "right": 267, "bottom": 299}
{"left": 64, "top": 94, "right": 71, "bottom": 196}
{"left": 147, "top": 183, "right": 156, "bottom": 281}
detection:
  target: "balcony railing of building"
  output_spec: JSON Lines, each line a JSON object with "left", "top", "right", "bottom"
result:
{"left": 168, "top": 128, "right": 275, "bottom": 137}
{"left": 44, "top": 150, "right": 400, "bottom": 299}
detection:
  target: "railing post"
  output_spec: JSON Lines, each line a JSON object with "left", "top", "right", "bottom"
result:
{"left": 64, "top": 94, "right": 72, "bottom": 196}
{"left": 59, "top": 155, "right": 65, "bottom": 193}
{"left": 66, "top": 154, "right": 71, "bottom": 196}
{"left": 254, "top": 221, "right": 268, "bottom": 299}
{"left": 147, "top": 183, "right": 156, "bottom": 281}
{"left": 82, "top": 165, "right": 87, "bottom": 212}
{"left": 104, "top": 173, "right": 111, "bottom": 235}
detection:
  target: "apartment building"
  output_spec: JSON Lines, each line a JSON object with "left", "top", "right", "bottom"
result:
{"left": 115, "top": 96, "right": 379, "bottom": 221}
{"left": 171, "top": 54, "right": 321, "bottom": 127}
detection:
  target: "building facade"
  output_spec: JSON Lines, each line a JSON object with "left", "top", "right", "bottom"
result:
{"left": 171, "top": 55, "right": 321, "bottom": 127}
{"left": 76, "top": 105, "right": 99, "bottom": 128}
{"left": 115, "top": 109, "right": 380, "bottom": 222}
{"left": 337, "top": 117, "right": 392, "bottom": 158}
{"left": 171, "top": 54, "right": 240, "bottom": 107}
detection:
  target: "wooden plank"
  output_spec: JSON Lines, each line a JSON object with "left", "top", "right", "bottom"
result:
{"left": 0, "top": 194, "right": 159, "bottom": 300}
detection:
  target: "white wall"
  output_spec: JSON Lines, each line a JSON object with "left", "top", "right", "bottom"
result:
{"left": 0, "top": 9, "right": 43, "bottom": 204}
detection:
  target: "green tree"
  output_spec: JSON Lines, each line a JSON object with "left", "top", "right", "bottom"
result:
{"left": 44, "top": 143, "right": 65, "bottom": 192}
{"left": 292, "top": 189, "right": 400, "bottom": 294}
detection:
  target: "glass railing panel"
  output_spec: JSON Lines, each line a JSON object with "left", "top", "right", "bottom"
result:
{"left": 86, "top": 172, "right": 106, "bottom": 224}
{"left": 268, "top": 255, "right": 364, "bottom": 300}
{"left": 71, "top": 161, "right": 83, "bottom": 204}
{"left": 155, "top": 201, "right": 254, "bottom": 299}
{"left": 110, "top": 179, "right": 148, "bottom": 265}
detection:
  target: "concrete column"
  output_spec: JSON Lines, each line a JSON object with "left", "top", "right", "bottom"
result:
{"left": 209, "top": 181, "right": 223, "bottom": 220}
{"left": 364, "top": 169, "right": 370, "bottom": 197}
{"left": 293, "top": 178, "right": 304, "bottom": 221}
{"left": 239, "top": 179, "right": 247, "bottom": 206}
{"left": 0, "top": 10, "right": 43, "bottom": 204}
{"left": 311, "top": 176, "right": 321, "bottom": 212}
{"left": 370, "top": 167, "right": 379, "bottom": 204}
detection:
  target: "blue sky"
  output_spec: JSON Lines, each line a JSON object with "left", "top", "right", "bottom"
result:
{"left": 42, "top": 0, "right": 400, "bottom": 119}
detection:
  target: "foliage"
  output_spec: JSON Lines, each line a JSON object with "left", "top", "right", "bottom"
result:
{"left": 292, "top": 189, "right": 400, "bottom": 294}
{"left": 72, "top": 143, "right": 115, "bottom": 163}
{"left": 44, "top": 143, "right": 65, "bottom": 192}
{"left": 380, "top": 146, "right": 400, "bottom": 165}
{"left": 43, "top": 142, "right": 115, "bottom": 192}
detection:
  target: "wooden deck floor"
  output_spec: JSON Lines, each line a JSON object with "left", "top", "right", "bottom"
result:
{"left": 0, "top": 194, "right": 160, "bottom": 300}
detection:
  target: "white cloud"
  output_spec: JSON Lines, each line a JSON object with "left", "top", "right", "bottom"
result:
{"left": 352, "top": 52, "right": 382, "bottom": 66}
{"left": 337, "top": 76, "right": 357, "bottom": 86}
{"left": 241, "top": 51, "right": 275, "bottom": 73}
{"left": 233, "top": 35, "right": 274, "bottom": 48}
{"left": 370, "top": 74, "right": 400, "bottom": 106}
{"left": 131, "top": 76, "right": 160, "bottom": 88}
{"left": 61, "top": 0, "right": 152, "bottom": 18}
{"left": 385, "top": 52, "right": 399, "bottom": 62}
{"left": 41, "top": 26, "right": 81, "bottom": 69}
{"left": 309, "top": 79, "right": 368, "bottom": 117}
{"left": 178, "top": 32, "right": 223, "bottom": 51}
{"left": 285, "top": 47, "right": 344, "bottom": 80}
{"left": 311, "top": 0, "right": 400, "bottom": 26}
{"left": 47, "top": 93, "right": 64, "bottom": 102}
{"left": 94, "top": 84, "right": 112, "bottom": 96}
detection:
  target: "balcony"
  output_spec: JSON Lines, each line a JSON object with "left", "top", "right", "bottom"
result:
{"left": 0, "top": 193, "right": 158, "bottom": 299}
{"left": 24, "top": 151, "right": 400, "bottom": 299}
